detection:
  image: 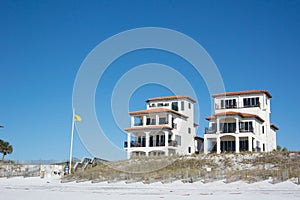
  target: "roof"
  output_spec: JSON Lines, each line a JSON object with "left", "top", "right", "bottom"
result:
{"left": 212, "top": 90, "right": 272, "bottom": 98}
{"left": 128, "top": 108, "right": 188, "bottom": 118}
{"left": 205, "top": 111, "right": 265, "bottom": 122}
{"left": 124, "top": 125, "right": 173, "bottom": 131}
{"left": 270, "top": 123, "right": 279, "bottom": 130}
{"left": 146, "top": 96, "right": 196, "bottom": 103}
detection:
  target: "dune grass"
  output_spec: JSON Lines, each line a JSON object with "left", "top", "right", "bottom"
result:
{"left": 66, "top": 151, "right": 300, "bottom": 184}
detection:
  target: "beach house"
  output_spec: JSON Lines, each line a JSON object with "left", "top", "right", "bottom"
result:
{"left": 204, "top": 90, "right": 279, "bottom": 154}
{"left": 124, "top": 96, "right": 200, "bottom": 159}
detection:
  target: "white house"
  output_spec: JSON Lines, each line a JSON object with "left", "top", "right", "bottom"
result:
{"left": 124, "top": 96, "right": 201, "bottom": 159}
{"left": 204, "top": 90, "right": 279, "bottom": 154}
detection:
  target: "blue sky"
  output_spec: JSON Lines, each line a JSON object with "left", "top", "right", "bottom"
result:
{"left": 0, "top": 0, "right": 299, "bottom": 161}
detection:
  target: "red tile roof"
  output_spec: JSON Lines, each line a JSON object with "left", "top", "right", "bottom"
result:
{"left": 146, "top": 96, "right": 196, "bottom": 103}
{"left": 205, "top": 111, "right": 265, "bottom": 122}
{"left": 129, "top": 108, "right": 188, "bottom": 118}
{"left": 270, "top": 123, "right": 279, "bottom": 130}
{"left": 124, "top": 125, "right": 173, "bottom": 131}
{"left": 212, "top": 90, "right": 272, "bottom": 98}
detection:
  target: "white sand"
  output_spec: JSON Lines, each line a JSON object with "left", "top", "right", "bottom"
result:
{"left": 0, "top": 177, "right": 299, "bottom": 200}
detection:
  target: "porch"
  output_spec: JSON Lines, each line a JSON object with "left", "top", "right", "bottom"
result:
{"left": 124, "top": 128, "right": 179, "bottom": 158}
{"left": 204, "top": 134, "right": 262, "bottom": 154}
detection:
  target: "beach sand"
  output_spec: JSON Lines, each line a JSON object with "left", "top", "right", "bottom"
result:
{"left": 0, "top": 176, "right": 299, "bottom": 200}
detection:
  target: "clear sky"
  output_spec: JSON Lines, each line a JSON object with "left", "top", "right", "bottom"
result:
{"left": 0, "top": 0, "right": 299, "bottom": 162}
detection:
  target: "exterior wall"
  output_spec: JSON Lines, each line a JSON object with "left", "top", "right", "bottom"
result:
{"left": 178, "top": 99, "right": 196, "bottom": 155}
{"left": 126, "top": 97, "right": 197, "bottom": 158}
{"left": 214, "top": 93, "right": 270, "bottom": 117}
{"left": 268, "top": 127, "right": 277, "bottom": 151}
{"left": 205, "top": 91, "right": 277, "bottom": 154}
{"left": 146, "top": 98, "right": 196, "bottom": 155}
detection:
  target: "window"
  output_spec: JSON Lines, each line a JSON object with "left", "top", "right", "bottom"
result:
{"left": 156, "top": 135, "right": 160, "bottom": 146}
{"left": 188, "top": 103, "right": 191, "bottom": 109}
{"left": 263, "top": 144, "right": 265, "bottom": 152}
{"left": 221, "top": 141, "right": 236, "bottom": 152}
{"left": 138, "top": 136, "right": 146, "bottom": 147}
{"left": 220, "top": 123, "right": 236, "bottom": 133}
{"left": 210, "top": 123, "right": 217, "bottom": 132}
{"left": 159, "top": 117, "right": 167, "bottom": 125}
{"left": 149, "top": 103, "right": 156, "bottom": 107}
{"left": 157, "top": 103, "right": 164, "bottom": 107}
{"left": 175, "top": 135, "right": 181, "bottom": 146}
{"left": 220, "top": 99, "right": 237, "bottom": 109}
{"left": 262, "top": 126, "right": 264, "bottom": 134}
{"left": 147, "top": 118, "right": 156, "bottom": 125}
{"left": 188, "top": 147, "right": 191, "bottom": 154}
{"left": 188, "top": 127, "right": 191, "bottom": 134}
{"left": 243, "top": 97, "right": 259, "bottom": 107}
{"left": 171, "top": 102, "right": 178, "bottom": 111}
{"left": 150, "top": 136, "right": 153, "bottom": 147}
{"left": 239, "top": 140, "right": 249, "bottom": 151}
{"left": 161, "top": 135, "right": 165, "bottom": 143}
{"left": 146, "top": 118, "right": 151, "bottom": 125}
{"left": 181, "top": 101, "right": 184, "bottom": 111}
{"left": 239, "top": 121, "right": 253, "bottom": 132}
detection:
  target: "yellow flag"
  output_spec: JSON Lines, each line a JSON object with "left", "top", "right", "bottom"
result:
{"left": 74, "top": 114, "right": 82, "bottom": 121}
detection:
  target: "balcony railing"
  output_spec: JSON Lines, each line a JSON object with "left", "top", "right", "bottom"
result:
{"left": 168, "top": 140, "right": 177, "bottom": 147}
{"left": 124, "top": 140, "right": 177, "bottom": 148}
{"left": 215, "top": 103, "right": 260, "bottom": 110}
{"left": 133, "top": 121, "right": 170, "bottom": 126}
{"left": 204, "top": 127, "right": 254, "bottom": 134}
{"left": 124, "top": 141, "right": 145, "bottom": 148}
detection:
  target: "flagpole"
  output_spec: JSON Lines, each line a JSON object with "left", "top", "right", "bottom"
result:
{"left": 69, "top": 108, "right": 75, "bottom": 174}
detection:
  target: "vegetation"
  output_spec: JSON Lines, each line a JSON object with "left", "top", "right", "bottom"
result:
{"left": 276, "top": 145, "right": 288, "bottom": 152}
{"left": 0, "top": 140, "right": 13, "bottom": 161}
{"left": 66, "top": 151, "right": 300, "bottom": 184}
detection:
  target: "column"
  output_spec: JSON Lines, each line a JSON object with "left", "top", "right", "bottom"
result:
{"left": 235, "top": 136, "right": 240, "bottom": 153}
{"left": 145, "top": 131, "right": 150, "bottom": 156}
{"left": 156, "top": 114, "right": 159, "bottom": 125}
{"left": 217, "top": 136, "right": 221, "bottom": 154}
{"left": 168, "top": 114, "right": 172, "bottom": 127}
{"left": 216, "top": 118, "right": 220, "bottom": 133}
{"left": 164, "top": 131, "right": 169, "bottom": 156}
{"left": 204, "top": 136, "right": 208, "bottom": 154}
{"left": 235, "top": 117, "right": 239, "bottom": 133}
{"left": 164, "top": 131, "right": 168, "bottom": 147}
{"left": 143, "top": 116, "right": 146, "bottom": 126}
{"left": 248, "top": 136, "right": 253, "bottom": 152}
{"left": 253, "top": 139, "right": 257, "bottom": 151}
{"left": 127, "top": 133, "right": 131, "bottom": 148}
{"left": 145, "top": 132, "right": 150, "bottom": 148}
{"left": 131, "top": 116, "right": 134, "bottom": 127}
{"left": 127, "top": 133, "right": 131, "bottom": 159}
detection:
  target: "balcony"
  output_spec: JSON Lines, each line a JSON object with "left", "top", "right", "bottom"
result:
{"left": 215, "top": 102, "right": 260, "bottom": 110}
{"left": 124, "top": 141, "right": 145, "bottom": 148}
{"left": 133, "top": 117, "right": 170, "bottom": 127}
{"left": 124, "top": 140, "right": 177, "bottom": 148}
{"left": 204, "top": 127, "right": 254, "bottom": 134}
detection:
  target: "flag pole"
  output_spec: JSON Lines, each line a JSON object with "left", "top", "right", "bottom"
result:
{"left": 69, "top": 108, "right": 75, "bottom": 174}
